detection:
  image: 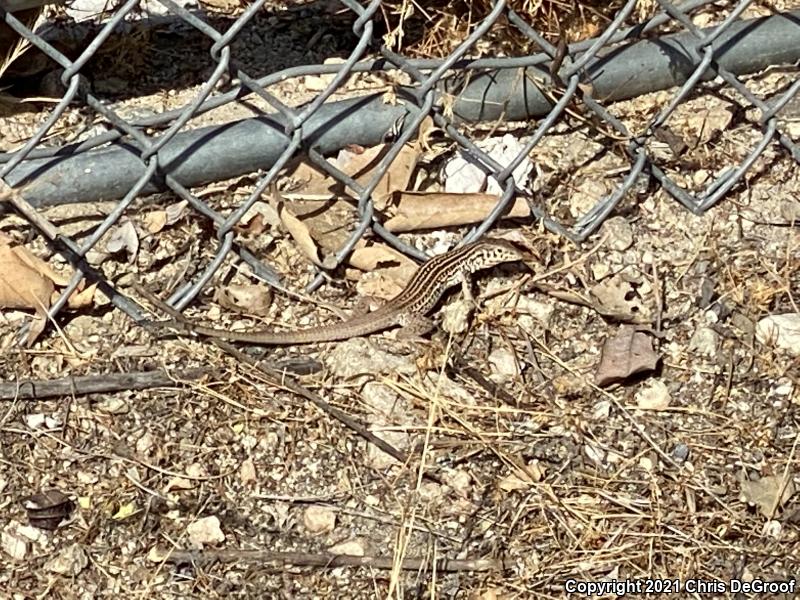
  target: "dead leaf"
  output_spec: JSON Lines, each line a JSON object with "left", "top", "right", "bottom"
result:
{"left": 382, "top": 191, "right": 531, "bottom": 233}
{"left": 740, "top": 474, "right": 796, "bottom": 518}
{"left": 165, "top": 200, "right": 188, "bottom": 225}
{"left": 274, "top": 192, "right": 323, "bottom": 266}
{"left": 236, "top": 213, "right": 267, "bottom": 235}
{"left": 143, "top": 210, "right": 168, "bottom": 234}
{"left": 1, "top": 235, "right": 70, "bottom": 286}
{"left": 65, "top": 283, "right": 96, "bottom": 310}
{"left": 198, "top": 0, "right": 239, "bottom": 11}
{"left": 277, "top": 134, "right": 426, "bottom": 254}
{"left": 335, "top": 142, "right": 419, "bottom": 206}
{"left": 590, "top": 273, "right": 652, "bottom": 323}
{"left": 0, "top": 243, "right": 53, "bottom": 311}
{"left": 105, "top": 220, "right": 139, "bottom": 261}
{"left": 595, "top": 325, "right": 659, "bottom": 386}
{"left": 214, "top": 284, "right": 272, "bottom": 316}
{"left": 498, "top": 461, "right": 545, "bottom": 492}
{"left": 349, "top": 244, "right": 417, "bottom": 289}
{"left": 111, "top": 501, "right": 139, "bottom": 521}
{"left": 23, "top": 490, "right": 73, "bottom": 530}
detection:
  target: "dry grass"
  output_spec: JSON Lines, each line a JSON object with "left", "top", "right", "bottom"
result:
{"left": 381, "top": 0, "right": 634, "bottom": 57}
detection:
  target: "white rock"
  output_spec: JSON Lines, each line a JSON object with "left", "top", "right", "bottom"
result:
{"left": 445, "top": 469, "right": 472, "bottom": 498}
{"left": 593, "top": 400, "right": 611, "bottom": 419}
{"left": 326, "top": 339, "right": 416, "bottom": 379}
{"left": 591, "top": 261, "right": 611, "bottom": 281}
{"left": 444, "top": 134, "right": 532, "bottom": 194}
{"left": 689, "top": 326, "right": 719, "bottom": 357}
{"left": 487, "top": 347, "right": 520, "bottom": 380}
{"left": 187, "top": 516, "right": 225, "bottom": 547}
{"left": 15, "top": 524, "right": 41, "bottom": 542}
{"left": 96, "top": 397, "right": 129, "bottom": 415}
{"left": 441, "top": 298, "right": 472, "bottom": 334}
{"left": 24, "top": 413, "right": 46, "bottom": 429}
{"left": 327, "top": 539, "right": 366, "bottom": 556}
{"left": 303, "top": 506, "right": 336, "bottom": 534}
{"left": 135, "top": 432, "right": 156, "bottom": 457}
{"left": 362, "top": 382, "right": 407, "bottom": 421}
{"left": 636, "top": 380, "right": 671, "bottom": 410}
{"left": 602, "top": 216, "right": 634, "bottom": 251}
{"left": 515, "top": 296, "right": 554, "bottom": 328}
{"left": 756, "top": 314, "right": 800, "bottom": 355}
{"left": 762, "top": 520, "right": 782, "bottom": 539}
{"left": 1, "top": 524, "right": 29, "bottom": 560}
{"left": 365, "top": 431, "right": 410, "bottom": 469}
{"left": 304, "top": 75, "right": 332, "bottom": 92}
{"left": 239, "top": 458, "right": 257, "bottom": 484}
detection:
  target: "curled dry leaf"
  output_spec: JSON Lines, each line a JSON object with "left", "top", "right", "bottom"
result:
{"left": 165, "top": 199, "right": 189, "bottom": 225}
{"left": 274, "top": 192, "right": 323, "bottom": 267}
{"left": 278, "top": 140, "right": 421, "bottom": 252}
{"left": 335, "top": 142, "right": 419, "bottom": 206}
{"left": 105, "top": 219, "right": 139, "bottom": 261}
{"left": 382, "top": 192, "right": 530, "bottom": 233}
{"left": 66, "top": 282, "right": 97, "bottom": 309}
{"left": 595, "top": 325, "right": 659, "bottom": 386}
{"left": 214, "top": 284, "right": 273, "bottom": 316}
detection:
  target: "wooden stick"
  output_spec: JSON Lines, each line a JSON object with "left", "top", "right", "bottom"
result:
{"left": 0, "top": 367, "right": 214, "bottom": 400}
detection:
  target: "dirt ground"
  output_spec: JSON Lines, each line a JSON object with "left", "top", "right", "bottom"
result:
{"left": 1, "top": 1, "right": 799, "bottom": 598}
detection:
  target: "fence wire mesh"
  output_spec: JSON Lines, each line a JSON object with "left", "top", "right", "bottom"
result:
{"left": 0, "top": 0, "right": 798, "bottom": 333}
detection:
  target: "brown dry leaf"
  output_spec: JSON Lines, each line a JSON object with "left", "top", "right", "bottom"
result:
{"left": 236, "top": 213, "right": 267, "bottom": 236}
{"left": 143, "top": 210, "right": 168, "bottom": 234}
{"left": 368, "top": 143, "right": 419, "bottom": 206}
{"left": 279, "top": 137, "right": 423, "bottom": 254}
{"left": 274, "top": 193, "right": 323, "bottom": 267}
{"left": 0, "top": 243, "right": 54, "bottom": 311}
{"left": 595, "top": 325, "right": 659, "bottom": 386}
{"left": 283, "top": 160, "right": 338, "bottom": 197}
{"left": 382, "top": 191, "right": 531, "bottom": 232}
{"left": 66, "top": 282, "right": 96, "bottom": 309}
{"left": 285, "top": 141, "right": 420, "bottom": 205}
{"left": 740, "top": 474, "right": 796, "bottom": 518}
{"left": 0, "top": 232, "right": 70, "bottom": 286}
{"left": 165, "top": 200, "right": 188, "bottom": 225}
{"left": 590, "top": 274, "right": 651, "bottom": 323}
{"left": 498, "top": 461, "right": 545, "bottom": 492}
{"left": 333, "top": 142, "right": 420, "bottom": 207}
{"left": 214, "top": 284, "right": 272, "bottom": 317}
{"left": 417, "top": 115, "right": 438, "bottom": 153}
{"left": 350, "top": 243, "right": 418, "bottom": 297}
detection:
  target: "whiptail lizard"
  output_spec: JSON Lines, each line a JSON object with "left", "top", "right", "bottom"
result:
{"left": 168, "top": 238, "right": 530, "bottom": 345}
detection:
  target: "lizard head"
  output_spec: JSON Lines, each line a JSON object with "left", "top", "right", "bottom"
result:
{"left": 475, "top": 237, "right": 535, "bottom": 269}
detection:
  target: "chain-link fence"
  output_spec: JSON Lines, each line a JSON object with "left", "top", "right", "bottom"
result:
{"left": 1, "top": 0, "right": 799, "bottom": 334}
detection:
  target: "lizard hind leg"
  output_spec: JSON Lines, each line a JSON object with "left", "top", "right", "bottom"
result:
{"left": 395, "top": 313, "right": 435, "bottom": 340}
